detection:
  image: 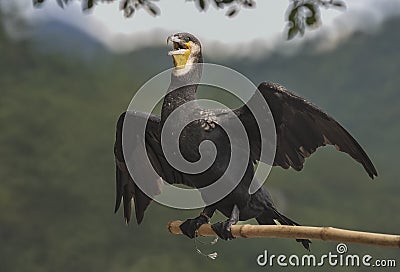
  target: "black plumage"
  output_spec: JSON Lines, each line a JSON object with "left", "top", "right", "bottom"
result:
{"left": 114, "top": 33, "right": 377, "bottom": 250}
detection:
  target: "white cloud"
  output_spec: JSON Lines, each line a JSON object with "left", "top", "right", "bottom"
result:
{"left": 2, "top": 0, "right": 400, "bottom": 56}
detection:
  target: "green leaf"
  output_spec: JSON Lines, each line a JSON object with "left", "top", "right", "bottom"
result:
{"left": 244, "top": 0, "right": 255, "bottom": 8}
{"left": 306, "top": 16, "right": 317, "bottom": 26}
{"left": 288, "top": 6, "right": 298, "bottom": 23}
{"left": 303, "top": 3, "right": 316, "bottom": 17}
{"left": 225, "top": 7, "right": 238, "bottom": 17}
{"left": 287, "top": 26, "right": 298, "bottom": 40}
{"left": 303, "top": 3, "right": 319, "bottom": 26}
{"left": 146, "top": 2, "right": 160, "bottom": 16}
{"left": 124, "top": 6, "right": 135, "bottom": 17}
{"left": 332, "top": 0, "right": 346, "bottom": 8}
{"left": 33, "top": 0, "right": 46, "bottom": 7}
{"left": 87, "top": 0, "right": 94, "bottom": 9}
{"left": 56, "top": 0, "right": 64, "bottom": 8}
{"left": 299, "top": 23, "right": 305, "bottom": 36}
{"left": 119, "top": 0, "right": 128, "bottom": 10}
{"left": 82, "top": 0, "right": 94, "bottom": 11}
{"left": 199, "top": 0, "right": 207, "bottom": 10}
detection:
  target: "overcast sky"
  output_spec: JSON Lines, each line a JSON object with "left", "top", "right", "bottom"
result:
{"left": 2, "top": 0, "right": 400, "bottom": 55}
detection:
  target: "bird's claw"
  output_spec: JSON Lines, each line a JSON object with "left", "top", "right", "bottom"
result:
{"left": 179, "top": 215, "right": 209, "bottom": 239}
{"left": 211, "top": 221, "right": 235, "bottom": 240}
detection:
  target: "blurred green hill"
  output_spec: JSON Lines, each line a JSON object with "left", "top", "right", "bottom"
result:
{"left": 0, "top": 14, "right": 399, "bottom": 272}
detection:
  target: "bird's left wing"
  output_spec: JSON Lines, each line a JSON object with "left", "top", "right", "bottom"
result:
{"left": 233, "top": 82, "right": 377, "bottom": 179}
{"left": 114, "top": 111, "right": 189, "bottom": 224}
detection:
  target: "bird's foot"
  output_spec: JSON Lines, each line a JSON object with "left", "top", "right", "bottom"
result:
{"left": 211, "top": 221, "right": 235, "bottom": 240}
{"left": 179, "top": 215, "right": 209, "bottom": 239}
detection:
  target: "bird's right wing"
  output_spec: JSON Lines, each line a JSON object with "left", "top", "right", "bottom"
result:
{"left": 114, "top": 111, "right": 190, "bottom": 224}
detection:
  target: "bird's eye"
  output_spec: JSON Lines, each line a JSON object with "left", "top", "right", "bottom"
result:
{"left": 184, "top": 37, "right": 190, "bottom": 42}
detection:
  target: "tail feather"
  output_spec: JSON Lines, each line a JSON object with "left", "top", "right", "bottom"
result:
{"left": 114, "top": 166, "right": 123, "bottom": 213}
{"left": 114, "top": 111, "right": 155, "bottom": 225}
{"left": 115, "top": 161, "right": 152, "bottom": 224}
{"left": 122, "top": 180, "right": 133, "bottom": 224}
{"left": 256, "top": 208, "right": 311, "bottom": 251}
{"left": 115, "top": 163, "right": 135, "bottom": 224}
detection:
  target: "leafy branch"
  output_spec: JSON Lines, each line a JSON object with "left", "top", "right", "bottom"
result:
{"left": 32, "top": 0, "right": 346, "bottom": 39}
{"left": 286, "top": 0, "right": 345, "bottom": 39}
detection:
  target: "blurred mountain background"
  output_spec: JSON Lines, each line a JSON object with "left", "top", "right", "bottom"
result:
{"left": 0, "top": 10, "right": 399, "bottom": 272}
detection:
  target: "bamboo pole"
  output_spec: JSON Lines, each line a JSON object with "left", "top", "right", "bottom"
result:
{"left": 167, "top": 220, "right": 400, "bottom": 248}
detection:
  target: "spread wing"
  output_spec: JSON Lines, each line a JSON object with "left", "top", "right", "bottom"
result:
{"left": 114, "top": 111, "right": 190, "bottom": 224}
{"left": 236, "top": 82, "right": 377, "bottom": 178}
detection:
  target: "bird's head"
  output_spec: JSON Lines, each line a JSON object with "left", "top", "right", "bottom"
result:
{"left": 167, "top": 32, "right": 202, "bottom": 71}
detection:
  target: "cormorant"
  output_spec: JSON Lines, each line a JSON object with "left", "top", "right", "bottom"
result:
{"left": 114, "top": 33, "right": 377, "bottom": 250}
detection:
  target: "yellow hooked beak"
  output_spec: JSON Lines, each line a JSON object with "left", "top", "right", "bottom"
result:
{"left": 167, "top": 36, "right": 191, "bottom": 69}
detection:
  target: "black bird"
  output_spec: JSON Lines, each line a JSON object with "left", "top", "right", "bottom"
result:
{"left": 114, "top": 33, "right": 377, "bottom": 250}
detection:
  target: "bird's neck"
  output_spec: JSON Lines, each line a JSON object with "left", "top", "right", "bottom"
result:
{"left": 161, "top": 67, "right": 202, "bottom": 122}
{"left": 161, "top": 83, "right": 198, "bottom": 122}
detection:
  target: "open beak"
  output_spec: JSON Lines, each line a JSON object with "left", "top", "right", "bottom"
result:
{"left": 167, "top": 35, "right": 191, "bottom": 68}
